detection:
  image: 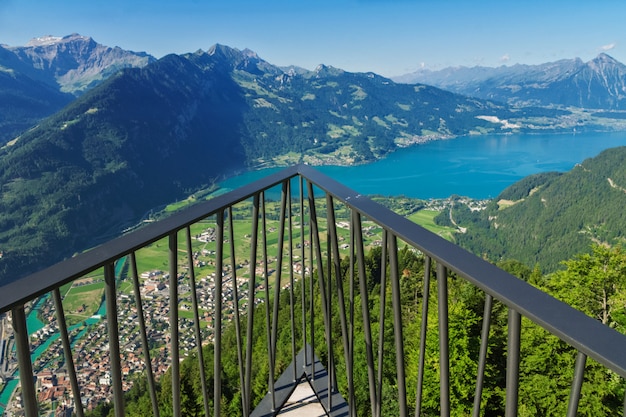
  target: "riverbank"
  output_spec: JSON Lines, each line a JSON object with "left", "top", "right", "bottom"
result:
{"left": 0, "top": 259, "right": 124, "bottom": 415}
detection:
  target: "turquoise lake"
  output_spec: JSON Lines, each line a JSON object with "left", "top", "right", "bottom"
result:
{"left": 220, "top": 132, "right": 626, "bottom": 199}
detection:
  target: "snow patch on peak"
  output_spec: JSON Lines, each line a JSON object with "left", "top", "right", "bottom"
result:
{"left": 27, "top": 35, "right": 62, "bottom": 47}
{"left": 25, "top": 33, "right": 92, "bottom": 48}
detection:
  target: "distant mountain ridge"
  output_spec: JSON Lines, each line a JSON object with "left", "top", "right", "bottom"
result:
{"left": 394, "top": 54, "right": 626, "bottom": 110}
{"left": 0, "top": 34, "right": 155, "bottom": 145}
{"left": 3, "top": 33, "right": 155, "bottom": 94}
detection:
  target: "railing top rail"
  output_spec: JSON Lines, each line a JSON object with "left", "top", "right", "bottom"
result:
{"left": 297, "top": 164, "right": 626, "bottom": 378}
{"left": 0, "top": 165, "right": 300, "bottom": 314}
{"left": 2, "top": 163, "right": 626, "bottom": 379}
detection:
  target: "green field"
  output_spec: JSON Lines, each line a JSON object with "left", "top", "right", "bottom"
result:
{"left": 134, "top": 205, "right": 451, "bottom": 284}
{"left": 407, "top": 209, "right": 457, "bottom": 241}
{"left": 62, "top": 280, "right": 105, "bottom": 325}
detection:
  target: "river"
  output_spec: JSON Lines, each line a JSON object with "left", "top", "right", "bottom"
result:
{"left": 0, "top": 259, "right": 124, "bottom": 413}
{"left": 219, "top": 131, "right": 626, "bottom": 199}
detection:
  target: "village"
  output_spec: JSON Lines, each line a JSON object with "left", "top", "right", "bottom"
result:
{"left": 0, "top": 206, "right": 422, "bottom": 416}
{"left": 0, "top": 223, "right": 320, "bottom": 416}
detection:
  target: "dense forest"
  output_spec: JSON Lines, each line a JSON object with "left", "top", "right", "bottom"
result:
{"left": 436, "top": 147, "right": 626, "bottom": 273}
{"left": 87, "top": 244, "right": 626, "bottom": 416}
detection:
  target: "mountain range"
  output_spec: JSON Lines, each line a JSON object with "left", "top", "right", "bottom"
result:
{"left": 0, "top": 34, "right": 154, "bottom": 144}
{"left": 0, "top": 38, "right": 528, "bottom": 282}
{"left": 2, "top": 35, "right": 626, "bottom": 282}
{"left": 393, "top": 54, "right": 626, "bottom": 110}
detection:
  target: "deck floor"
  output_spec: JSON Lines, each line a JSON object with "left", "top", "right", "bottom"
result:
{"left": 277, "top": 379, "right": 327, "bottom": 416}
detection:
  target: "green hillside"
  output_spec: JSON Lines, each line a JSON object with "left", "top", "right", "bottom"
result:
{"left": 445, "top": 146, "right": 626, "bottom": 272}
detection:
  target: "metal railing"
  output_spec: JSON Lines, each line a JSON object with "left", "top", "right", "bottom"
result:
{"left": 1, "top": 164, "right": 626, "bottom": 416}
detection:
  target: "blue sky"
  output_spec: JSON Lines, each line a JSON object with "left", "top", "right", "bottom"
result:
{"left": 1, "top": 0, "right": 625, "bottom": 77}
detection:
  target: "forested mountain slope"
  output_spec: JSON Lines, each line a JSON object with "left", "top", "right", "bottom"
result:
{"left": 444, "top": 146, "right": 626, "bottom": 271}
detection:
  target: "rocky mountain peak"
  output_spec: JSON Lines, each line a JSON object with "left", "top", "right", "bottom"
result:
{"left": 587, "top": 53, "right": 626, "bottom": 74}
{"left": 26, "top": 33, "right": 93, "bottom": 48}
{"left": 4, "top": 34, "right": 154, "bottom": 95}
{"left": 26, "top": 35, "right": 63, "bottom": 47}
{"left": 592, "top": 53, "right": 619, "bottom": 65}
{"left": 205, "top": 43, "right": 283, "bottom": 76}
{"left": 241, "top": 48, "right": 259, "bottom": 59}
{"left": 207, "top": 43, "right": 240, "bottom": 59}
{"left": 394, "top": 54, "right": 626, "bottom": 109}
{"left": 313, "top": 64, "right": 344, "bottom": 77}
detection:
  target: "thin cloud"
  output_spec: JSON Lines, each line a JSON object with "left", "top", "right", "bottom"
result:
{"left": 500, "top": 54, "right": 510, "bottom": 63}
{"left": 601, "top": 43, "right": 616, "bottom": 51}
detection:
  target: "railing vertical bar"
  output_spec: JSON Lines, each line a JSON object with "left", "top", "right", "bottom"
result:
{"left": 52, "top": 288, "right": 85, "bottom": 417}
{"left": 185, "top": 227, "right": 210, "bottom": 417}
{"left": 306, "top": 181, "right": 332, "bottom": 388}
{"left": 437, "top": 262, "right": 450, "bottom": 417}
{"left": 326, "top": 194, "right": 354, "bottom": 412}
{"left": 349, "top": 214, "right": 357, "bottom": 416}
{"left": 354, "top": 210, "right": 378, "bottom": 417}
{"left": 214, "top": 210, "right": 225, "bottom": 417}
{"left": 300, "top": 175, "right": 308, "bottom": 369}
{"left": 389, "top": 234, "right": 408, "bottom": 417}
{"left": 472, "top": 293, "right": 493, "bottom": 417}
{"left": 271, "top": 181, "right": 288, "bottom": 377}
{"left": 228, "top": 206, "right": 247, "bottom": 416}
{"left": 168, "top": 233, "right": 181, "bottom": 417}
{"left": 309, "top": 198, "right": 315, "bottom": 380}
{"left": 104, "top": 262, "right": 125, "bottom": 417}
{"left": 129, "top": 252, "right": 160, "bottom": 417}
{"left": 327, "top": 229, "right": 334, "bottom": 408}
{"left": 12, "top": 305, "right": 38, "bottom": 417}
{"left": 287, "top": 181, "right": 297, "bottom": 382}
{"left": 244, "top": 193, "right": 261, "bottom": 416}
{"left": 376, "top": 230, "right": 389, "bottom": 417}
{"left": 566, "top": 351, "right": 587, "bottom": 417}
{"left": 505, "top": 309, "right": 521, "bottom": 417}
{"left": 260, "top": 192, "right": 277, "bottom": 411}
{"left": 415, "top": 256, "right": 431, "bottom": 417}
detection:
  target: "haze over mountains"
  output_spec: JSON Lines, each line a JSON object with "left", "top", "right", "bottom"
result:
{"left": 2, "top": 34, "right": 626, "bottom": 283}
{"left": 393, "top": 54, "right": 626, "bottom": 110}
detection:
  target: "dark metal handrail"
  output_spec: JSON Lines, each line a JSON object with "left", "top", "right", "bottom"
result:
{"left": 0, "top": 165, "right": 301, "bottom": 314}
{"left": 0, "top": 164, "right": 625, "bottom": 417}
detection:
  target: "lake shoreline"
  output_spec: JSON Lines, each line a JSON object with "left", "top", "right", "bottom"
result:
{"left": 217, "top": 131, "right": 626, "bottom": 200}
